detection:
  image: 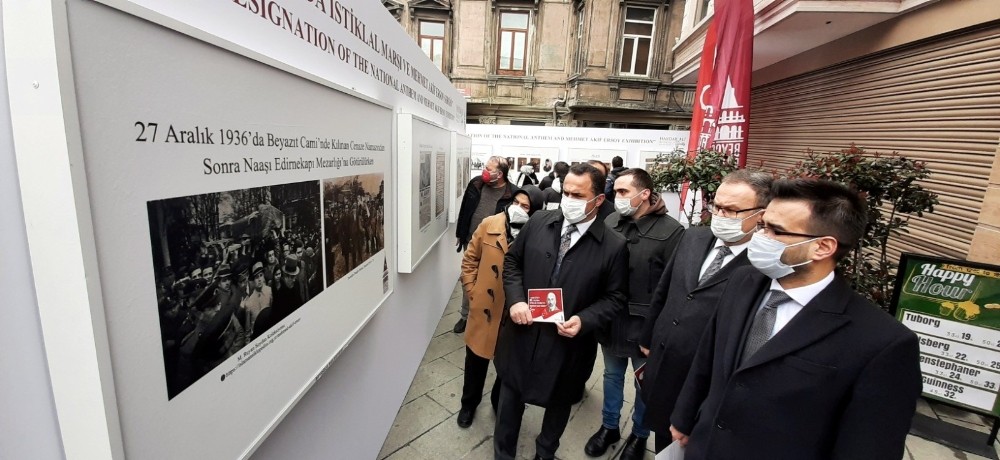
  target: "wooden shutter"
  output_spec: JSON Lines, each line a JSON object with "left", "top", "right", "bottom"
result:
{"left": 748, "top": 21, "right": 1000, "bottom": 261}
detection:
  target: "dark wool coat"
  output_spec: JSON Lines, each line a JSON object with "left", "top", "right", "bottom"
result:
{"left": 598, "top": 206, "right": 683, "bottom": 358}
{"left": 638, "top": 227, "right": 750, "bottom": 434}
{"left": 456, "top": 177, "right": 517, "bottom": 245}
{"left": 494, "top": 210, "right": 629, "bottom": 406}
{"left": 672, "top": 267, "right": 920, "bottom": 460}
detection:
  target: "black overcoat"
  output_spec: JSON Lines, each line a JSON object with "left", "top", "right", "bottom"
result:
{"left": 638, "top": 227, "right": 749, "bottom": 433}
{"left": 494, "top": 210, "right": 629, "bottom": 406}
{"left": 672, "top": 267, "right": 921, "bottom": 460}
{"left": 599, "top": 210, "right": 683, "bottom": 358}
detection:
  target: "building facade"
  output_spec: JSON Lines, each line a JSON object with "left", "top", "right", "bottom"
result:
{"left": 386, "top": 0, "right": 695, "bottom": 128}
{"left": 671, "top": 0, "right": 1000, "bottom": 265}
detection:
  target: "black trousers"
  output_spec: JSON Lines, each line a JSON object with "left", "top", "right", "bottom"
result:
{"left": 461, "top": 346, "right": 501, "bottom": 411}
{"left": 493, "top": 382, "right": 572, "bottom": 460}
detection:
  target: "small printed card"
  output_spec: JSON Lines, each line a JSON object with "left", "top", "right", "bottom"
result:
{"left": 527, "top": 288, "right": 564, "bottom": 323}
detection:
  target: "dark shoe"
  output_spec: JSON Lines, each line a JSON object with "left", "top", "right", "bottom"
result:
{"left": 584, "top": 426, "right": 621, "bottom": 457}
{"left": 620, "top": 434, "right": 648, "bottom": 460}
{"left": 453, "top": 318, "right": 467, "bottom": 333}
{"left": 456, "top": 408, "right": 474, "bottom": 428}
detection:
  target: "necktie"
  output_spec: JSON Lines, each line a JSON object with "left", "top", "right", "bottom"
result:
{"left": 740, "top": 290, "right": 792, "bottom": 365}
{"left": 550, "top": 223, "right": 577, "bottom": 285}
{"left": 699, "top": 246, "right": 732, "bottom": 284}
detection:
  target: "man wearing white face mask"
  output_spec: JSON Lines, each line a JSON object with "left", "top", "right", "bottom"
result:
{"left": 638, "top": 168, "right": 771, "bottom": 453}
{"left": 669, "top": 178, "right": 920, "bottom": 460}
{"left": 494, "top": 163, "right": 629, "bottom": 460}
{"left": 585, "top": 169, "right": 683, "bottom": 460}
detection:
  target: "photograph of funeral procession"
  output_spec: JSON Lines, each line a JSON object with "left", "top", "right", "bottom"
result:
{"left": 147, "top": 180, "right": 323, "bottom": 399}
{"left": 323, "top": 174, "right": 385, "bottom": 286}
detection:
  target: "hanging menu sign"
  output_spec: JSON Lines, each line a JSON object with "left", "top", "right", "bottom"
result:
{"left": 891, "top": 253, "right": 1000, "bottom": 416}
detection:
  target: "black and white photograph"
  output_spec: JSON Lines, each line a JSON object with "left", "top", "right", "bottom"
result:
{"left": 147, "top": 181, "right": 323, "bottom": 399}
{"left": 419, "top": 150, "right": 432, "bottom": 228}
{"left": 435, "top": 152, "right": 446, "bottom": 217}
{"left": 323, "top": 174, "right": 386, "bottom": 285}
{"left": 456, "top": 156, "right": 470, "bottom": 199}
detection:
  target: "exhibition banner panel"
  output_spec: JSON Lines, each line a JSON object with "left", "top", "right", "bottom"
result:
{"left": 498, "top": 145, "right": 559, "bottom": 187}
{"left": 450, "top": 133, "right": 472, "bottom": 224}
{"left": 892, "top": 253, "right": 1000, "bottom": 416}
{"left": 467, "top": 125, "right": 689, "bottom": 172}
{"left": 397, "top": 114, "right": 450, "bottom": 273}
{"left": 66, "top": 1, "right": 393, "bottom": 457}
{"left": 97, "top": 0, "right": 465, "bottom": 132}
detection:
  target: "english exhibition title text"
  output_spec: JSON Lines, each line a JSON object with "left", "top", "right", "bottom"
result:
{"left": 231, "top": 0, "right": 459, "bottom": 121}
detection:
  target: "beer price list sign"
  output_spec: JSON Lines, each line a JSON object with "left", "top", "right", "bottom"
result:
{"left": 892, "top": 254, "right": 1000, "bottom": 416}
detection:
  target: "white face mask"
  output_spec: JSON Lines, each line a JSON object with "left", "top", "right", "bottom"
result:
{"left": 561, "top": 195, "right": 597, "bottom": 224}
{"left": 710, "top": 209, "right": 762, "bottom": 243}
{"left": 507, "top": 205, "right": 529, "bottom": 224}
{"left": 614, "top": 190, "right": 647, "bottom": 217}
{"left": 747, "top": 232, "right": 819, "bottom": 279}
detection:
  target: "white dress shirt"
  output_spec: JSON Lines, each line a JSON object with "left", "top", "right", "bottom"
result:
{"left": 764, "top": 271, "right": 836, "bottom": 338}
{"left": 698, "top": 238, "right": 750, "bottom": 280}
{"left": 561, "top": 217, "right": 594, "bottom": 249}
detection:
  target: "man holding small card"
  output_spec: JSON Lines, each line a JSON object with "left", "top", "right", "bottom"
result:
{"left": 493, "top": 163, "right": 629, "bottom": 460}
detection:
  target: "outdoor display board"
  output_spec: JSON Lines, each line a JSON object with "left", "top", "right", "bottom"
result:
{"left": 397, "top": 113, "right": 450, "bottom": 272}
{"left": 0, "top": 0, "right": 471, "bottom": 455}
{"left": 467, "top": 124, "right": 689, "bottom": 176}
{"left": 450, "top": 133, "right": 471, "bottom": 224}
{"left": 68, "top": 3, "right": 394, "bottom": 458}
{"left": 891, "top": 253, "right": 1000, "bottom": 415}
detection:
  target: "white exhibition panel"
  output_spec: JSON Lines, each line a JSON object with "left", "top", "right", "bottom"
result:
{"left": 99, "top": 0, "right": 465, "bottom": 133}
{"left": 566, "top": 148, "right": 628, "bottom": 164}
{"left": 467, "top": 124, "right": 689, "bottom": 172}
{"left": 450, "top": 133, "right": 471, "bottom": 224}
{"left": 67, "top": 2, "right": 394, "bottom": 458}
{"left": 397, "top": 113, "right": 450, "bottom": 273}
{"left": 0, "top": 0, "right": 468, "bottom": 456}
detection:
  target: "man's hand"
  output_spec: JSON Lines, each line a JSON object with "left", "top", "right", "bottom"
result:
{"left": 510, "top": 302, "right": 532, "bottom": 325}
{"left": 556, "top": 315, "right": 582, "bottom": 338}
{"left": 639, "top": 346, "right": 650, "bottom": 356}
{"left": 669, "top": 425, "right": 689, "bottom": 447}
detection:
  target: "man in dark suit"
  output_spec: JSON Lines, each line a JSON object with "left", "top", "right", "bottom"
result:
{"left": 638, "top": 169, "right": 773, "bottom": 452}
{"left": 669, "top": 178, "right": 921, "bottom": 460}
{"left": 494, "top": 163, "right": 629, "bottom": 460}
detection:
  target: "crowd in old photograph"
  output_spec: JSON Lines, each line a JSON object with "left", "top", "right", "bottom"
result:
{"left": 149, "top": 182, "right": 322, "bottom": 398}
{"left": 324, "top": 175, "right": 386, "bottom": 284}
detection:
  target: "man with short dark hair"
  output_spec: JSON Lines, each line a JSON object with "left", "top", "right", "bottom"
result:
{"left": 669, "top": 178, "right": 921, "bottom": 460}
{"left": 586, "top": 168, "right": 683, "bottom": 460}
{"left": 541, "top": 161, "right": 569, "bottom": 207}
{"left": 454, "top": 156, "right": 518, "bottom": 333}
{"left": 639, "top": 168, "right": 772, "bottom": 452}
{"left": 604, "top": 156, "right": 626, "bottom": 200}
{"left": 585, "top": 160, "right": 615, "bottom": 221}
{"left": 494, "top": 163, "right": 629, "bottom": 460}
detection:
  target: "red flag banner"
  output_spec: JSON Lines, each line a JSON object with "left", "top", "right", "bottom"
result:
{"left": 685, "top": 0, "right": 755, "bottom": 166}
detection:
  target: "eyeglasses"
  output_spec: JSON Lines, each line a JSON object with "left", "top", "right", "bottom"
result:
{"left": 707, "top": 203, "right": 762, "bottom": 219}
{"left": 755, "top": 221, "right": 823, "bottom": 239}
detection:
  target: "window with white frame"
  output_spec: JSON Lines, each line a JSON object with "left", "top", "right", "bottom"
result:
{"left": 497, "top": 11, "right": 529, "bottom": 75}
{"left": 574, "top": 6, "right": 586, "bottom": 73}
{"left": 419, "top": 20, "right": 446, "bottom": 72}
{"left": 695, "top": 0, "right": 713, "bottom": 23}
{"left": 618, "top": 6, "right": 656, "bottom": 76}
